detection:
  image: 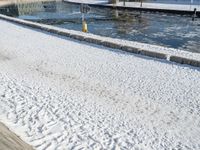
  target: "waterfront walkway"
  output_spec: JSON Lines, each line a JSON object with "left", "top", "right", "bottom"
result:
{"left": 65, "top": 0, "right": 200, "bottom": 15}
{"left": 114, "top": 2, "right": 200, "bottom": 11}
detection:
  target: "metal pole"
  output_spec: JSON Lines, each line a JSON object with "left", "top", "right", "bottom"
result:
{"left": 82, "top": 12, "right": 84, "bottom": 22}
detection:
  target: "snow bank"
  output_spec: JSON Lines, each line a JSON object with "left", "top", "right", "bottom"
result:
{"left": 0, "top": 18, "right": 200, "bottom": 150}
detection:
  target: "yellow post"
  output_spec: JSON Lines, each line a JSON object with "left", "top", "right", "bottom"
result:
{"left": 82, "top": 21, "right": 88, "bottom": 33}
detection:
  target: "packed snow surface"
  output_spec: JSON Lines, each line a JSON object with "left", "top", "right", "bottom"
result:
{"left": 0, "top": 19, "right": 200, "bottom": 150}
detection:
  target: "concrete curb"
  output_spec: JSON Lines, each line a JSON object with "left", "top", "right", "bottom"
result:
{"left": 170, "top": 56, "right": 200, "bottom": 67}
{"left": 84, "top": 37, "right": 103, "bottom": 44}
{"left": 101, "top": 41, "right": 122, "bottom": 49}
{"left": 121, "top": 46, "right": 140, "bottom": 54}
{"left": 140, "top": 50, "right": 168, "bottom": 60}
{"left": 0, "top": 14, "right": 199, "bottom": 68}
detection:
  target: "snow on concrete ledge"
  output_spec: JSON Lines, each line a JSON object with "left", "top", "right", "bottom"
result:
{"left": 0, "top": 14, "right": 200, "bottom": 67}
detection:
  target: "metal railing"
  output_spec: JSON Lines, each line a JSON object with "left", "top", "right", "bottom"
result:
{"left": 119, "top": 0, "right": 200, "bottom": 5}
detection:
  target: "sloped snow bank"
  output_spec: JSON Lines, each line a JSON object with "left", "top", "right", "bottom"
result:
{"left": 0, "top": 19, "right": 200, "bottom": 150}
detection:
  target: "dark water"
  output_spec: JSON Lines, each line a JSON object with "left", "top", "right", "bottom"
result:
{"left": 0, "top": 1, "right": 200, "bottom": 53}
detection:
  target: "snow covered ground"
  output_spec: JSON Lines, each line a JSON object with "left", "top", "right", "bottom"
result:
{"left": 0, "top": 19, "right": 200, "bottom": 150}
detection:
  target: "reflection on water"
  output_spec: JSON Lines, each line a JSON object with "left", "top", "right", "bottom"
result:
{"left": 0, "top": 1, "right": 200, "bottom": 53}
{"left": 0, "top": 4, "right": 18, "bottom": 16}
{"left": 17, "top": 1, "right": 47, "bottom": 16}
{"left": 110, "top": 11, "right": 149, "bottom": 35}
{"left": 0, "top": 1, "right": 57, "bottom": 16}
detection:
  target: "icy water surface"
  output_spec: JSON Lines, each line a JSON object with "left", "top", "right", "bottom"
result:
{"left": 0, "top": 1, "right": 200, "bottom": 53}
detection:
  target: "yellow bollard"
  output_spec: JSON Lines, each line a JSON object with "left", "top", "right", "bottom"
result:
{"left": 82, "top": 21, "right": 88, "bottom": 33}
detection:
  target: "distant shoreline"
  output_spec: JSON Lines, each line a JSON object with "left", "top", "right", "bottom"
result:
{"left": 0, "top": 0, "right": 61, "bottom": 7}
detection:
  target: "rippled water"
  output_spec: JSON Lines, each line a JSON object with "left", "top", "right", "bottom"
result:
{"left": 0, "top": 1, "right": 200, "bottom": 53}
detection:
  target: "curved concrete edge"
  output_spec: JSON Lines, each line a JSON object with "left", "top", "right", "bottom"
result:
{"left": 84, "top": 37, "right": 103, "bottom": 44}
{"left": 101, "top": 41, "right": 122, "bottom": 49}
{"left": 0, "top": 14, "right": 199, "bottom": 68}
{"left": 140, "top": 49, "right": 167, "bottom": 60}
{"left": 170, "top": 56, "right": 200, "bottom": 67}
{"left": 0, "top": 122, "right": 34, "bottom": 150}
{"left": 121, "top": 45, "right": 140, "bottom": 54}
